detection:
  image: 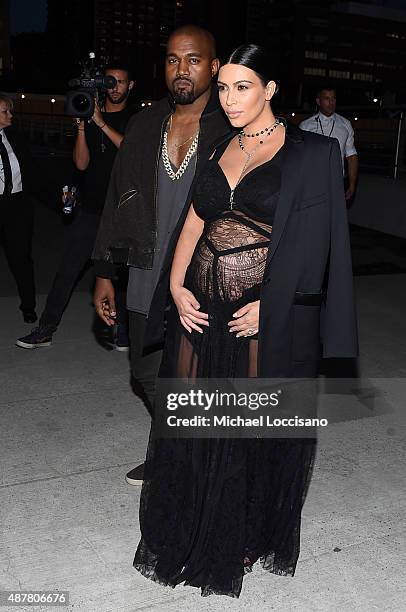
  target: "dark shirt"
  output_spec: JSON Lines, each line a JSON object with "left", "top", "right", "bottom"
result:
{"left": 81, "top": 107, "right": 134, "bottom": 215}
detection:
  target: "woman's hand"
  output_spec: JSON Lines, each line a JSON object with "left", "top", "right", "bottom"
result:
{"left": 171, "top": 285, "right": 209, "bottom": 334}
{"left": 228, "top": 300, "right": 260, "bottom": 338}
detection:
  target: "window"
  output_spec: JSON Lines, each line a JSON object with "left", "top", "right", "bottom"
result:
{"left": 331, "top": 57, "right": 351, "bottom": 64}
{"left": 354, "top": 60, "right": 374, "bottom": 67}
{"left": 304, "top": 66, "right": 326, "bottom": 76}
{"left": 352, "top": 72, "right": 373, "bottom": 81}
{"left": 377, "top": 62, "right": 397, "bottom": 70}
{"left": 329, "top": 69, "right": 350, "bottom": 79}
{"left": 305, "top": 50, "right": 327, "bottom": 60}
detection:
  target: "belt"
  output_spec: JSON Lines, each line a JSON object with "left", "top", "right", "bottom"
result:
{"left": 294, "top": 291, "right": 325, "bottom": 306}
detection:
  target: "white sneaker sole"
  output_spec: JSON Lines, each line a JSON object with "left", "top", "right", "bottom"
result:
{"left": 125, "top": 475, "right": 143, "bottom": 485}
{"left": 15, "top": 340, "right": 52, "bottom": 349}
{"left": 115, "top": 345, "right": 130, "bottom": 352}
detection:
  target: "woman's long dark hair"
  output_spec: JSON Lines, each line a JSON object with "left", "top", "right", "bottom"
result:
{"left": 224, "top": 44, "right": 278, "bottom": 92}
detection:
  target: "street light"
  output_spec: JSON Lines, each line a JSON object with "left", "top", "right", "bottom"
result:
{"left": 50, "top": 97, "right": 56, "bottom": 120}
{"left": 354, "top": 117, "right": 358, "bottom": 121}
{"left": 373, "top": 98, "right": 378, "bottom": 103}
{"left": 19, "top": 93, "right": 26, "bottom": 115}
{"left": 291, "top": 112, "right": 295, "bottom": 117}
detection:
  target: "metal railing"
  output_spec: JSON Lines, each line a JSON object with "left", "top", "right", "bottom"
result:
{"left": 350, "top": 113, "right": 405, "bottom": 179}
{"left": 287, "top": 107, "right": 406, "bottom": 179}
{"left": 13, "top": 113, "right": 75, "bottom": 156}
{"left": 13, "top": 108, "right": 406, "bottom": 179}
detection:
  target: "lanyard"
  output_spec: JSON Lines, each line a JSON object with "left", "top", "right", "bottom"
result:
{"left": 317, "top": 116, "right": 335, "bottom": 137}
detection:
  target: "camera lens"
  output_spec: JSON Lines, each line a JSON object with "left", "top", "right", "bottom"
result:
{"left": 72, "top": 93, "right": 91, "bottom": 113}
{"left": 65, "top": 89, "right": 94, "bottom": 118}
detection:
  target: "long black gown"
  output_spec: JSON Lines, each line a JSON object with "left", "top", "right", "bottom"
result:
{"left": 133, "top": 140, "right": 316, "bottom": 598}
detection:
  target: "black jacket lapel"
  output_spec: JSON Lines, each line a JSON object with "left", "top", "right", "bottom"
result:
{"left": 265, "top": 121, "right": 305, "bottom": 270}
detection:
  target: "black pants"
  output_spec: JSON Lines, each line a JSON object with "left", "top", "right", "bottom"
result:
{"left": 0, "top": 192, "right": 36, "bottom": 312}
{"left": 40, "top": 208, "right": 100, "bottom": 328}
{"left": 129, "top": 311, "right": 163, "bottom": 415}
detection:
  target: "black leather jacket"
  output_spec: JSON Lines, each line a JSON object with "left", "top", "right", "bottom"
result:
{"left": 92, "top": 90, "right": 230, "bottom": 277}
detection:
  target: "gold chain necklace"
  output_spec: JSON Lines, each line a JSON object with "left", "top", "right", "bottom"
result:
{"left": 161, "top": 129, "right": 198, "bottom": 181}
{"left": 168, "top": 115, "right": 199, "bottom": 149}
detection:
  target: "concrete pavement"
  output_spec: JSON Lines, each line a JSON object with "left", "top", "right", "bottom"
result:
{"left": 0, "top": 202, "right": 405, "bottom": 611}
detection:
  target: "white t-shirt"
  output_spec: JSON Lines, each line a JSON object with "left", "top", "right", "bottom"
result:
{"left": 0, "top": 129, "right": 23, "bottom": 195}
{"left": 299, "top": 112, "right": 357, "bottom": 173}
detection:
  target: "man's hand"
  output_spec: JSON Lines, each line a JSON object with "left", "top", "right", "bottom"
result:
{"left": 94, "top": 277, "right": 116, "bottom": 326}
{"left": 345, "top": 185, "right": 355, "bottom": 201}
{"left": 74, "top": 118, "right": 85, "bottom": 130}
{"left": 92, "top": 103, "right": 105, "bottom": 128}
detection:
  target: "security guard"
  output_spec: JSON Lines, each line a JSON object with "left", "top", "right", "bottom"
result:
{"left": 300, "top": 86, "right": 358, "bottom": 201}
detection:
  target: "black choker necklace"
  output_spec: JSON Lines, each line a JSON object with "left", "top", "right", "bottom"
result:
{"left": 240, "top": 118, "right": 281, "bottom": 139}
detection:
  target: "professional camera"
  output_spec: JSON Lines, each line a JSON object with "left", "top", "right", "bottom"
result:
{"left": 65, "top": 52, "right": 116, "bottom": 118}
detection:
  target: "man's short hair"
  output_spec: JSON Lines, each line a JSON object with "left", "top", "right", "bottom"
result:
{"left": 0, "top": 92, "right": 14, "bottom": 110}
{"left": 104, "top": 65, "right": 132, "bottom": 81}
{"left": 316, "top": 85, "right": 336, "bottom": 97}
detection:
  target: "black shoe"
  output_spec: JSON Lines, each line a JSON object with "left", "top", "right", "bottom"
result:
{"left": 15, "top": 325, "right": 55, "bottom": 349}
{"left": 125, "top": 463, "right": 144, "bottom": 485}
{"left": 114, "top": 323, "right": 130, "bottom": 352}
{"left": 115, "top": 340, "right": 130, "bottom": 352}
{"left": 23, "top": 311, "right": 37, "bottom": 324}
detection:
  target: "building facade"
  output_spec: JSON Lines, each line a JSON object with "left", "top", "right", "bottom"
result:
{"left": 0, "top": 0, "right": 11, "bottom": 78}
{"left": 246, "top": 0, "right": 406, "bottom": 108}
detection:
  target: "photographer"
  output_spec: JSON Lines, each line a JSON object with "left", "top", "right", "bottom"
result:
{"left": 16, "top": 66, "right": 135, "bottom": 349}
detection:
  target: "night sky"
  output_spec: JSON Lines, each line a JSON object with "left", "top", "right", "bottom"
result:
{"left": 9, "top": 0, "right": 406, "bottom": 34}
{"left": 10, "top": 0, "right": 47, "bottom": 34}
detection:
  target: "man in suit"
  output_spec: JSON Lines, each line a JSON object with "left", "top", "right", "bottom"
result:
{"left": 0, "top": 92, "right": 38, "bottom": 323}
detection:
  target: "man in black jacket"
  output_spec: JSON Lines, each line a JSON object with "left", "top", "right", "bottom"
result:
{"left": 0, "top": 92, "right": 40, "bottom": 323}
{"left": 92, "top": 25, "right": 230, "bottom": 484}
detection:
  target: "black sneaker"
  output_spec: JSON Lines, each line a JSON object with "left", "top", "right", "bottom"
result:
{"left": 22, "top": 310, "right": 37, "bottom": 324}
{"left": 115, "top": 340, "right": 130, "bottom": 352}
{"left": 15, "top": 325, "right": 55, "bottom": 349}
{"left": 125, "top": 463, "right": 144, "bottom": 485}
{"left": 115, "top": 323, "right": 130, "bottom": 352}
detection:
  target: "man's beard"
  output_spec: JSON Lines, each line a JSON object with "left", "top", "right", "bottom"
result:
{"left": 172, "top": 80, "right": 196, "bottom": 105}
{"left": 106, "top": 91, "right": 128, "bottom": 105}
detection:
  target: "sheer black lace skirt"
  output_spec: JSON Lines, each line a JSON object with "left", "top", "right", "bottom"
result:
{"left": 134, "top": 213, "right": 316, "bottom": 598}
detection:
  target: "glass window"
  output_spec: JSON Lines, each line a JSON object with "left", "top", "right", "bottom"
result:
{"left": 329, "top": 69, "right": 350, "bottom": 79}
{"left": 352, "top": 73, "right": 373, "bottom": 81}
{"left": 305, "top": 50, "right": 327, "bottom": 60}
{"left": 304, "top": 66, "right": 326, "bottom": 76}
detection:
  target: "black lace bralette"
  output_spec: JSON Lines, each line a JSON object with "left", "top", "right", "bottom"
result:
{"left": 193, "top": 139, "right": 284, "bottom": 225}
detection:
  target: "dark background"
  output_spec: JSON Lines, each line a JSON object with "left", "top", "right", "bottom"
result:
{"left": 2, "top": 0, "right": 406, "bottom": 109}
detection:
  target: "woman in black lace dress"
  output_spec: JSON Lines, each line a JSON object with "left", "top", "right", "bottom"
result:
{"left": 133, "top": 45, "right": 358, "bottom": 597}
